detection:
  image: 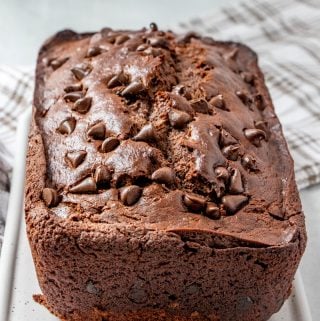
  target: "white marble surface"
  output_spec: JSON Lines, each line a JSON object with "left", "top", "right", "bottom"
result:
{"left": 0, "top": 0, "right": 319, "bottom": 319}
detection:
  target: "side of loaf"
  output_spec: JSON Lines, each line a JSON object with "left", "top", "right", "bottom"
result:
{"left": 25, "top": 25, "right": 306, "bottom": 321}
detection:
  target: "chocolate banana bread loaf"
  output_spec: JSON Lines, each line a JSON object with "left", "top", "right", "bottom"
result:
{"left": 25, "top": 24, "right": 306, "bottom": 321}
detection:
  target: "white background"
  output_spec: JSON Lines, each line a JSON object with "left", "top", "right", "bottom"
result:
{"left": 0, "top": 0, "right": 234, "bottom": 65}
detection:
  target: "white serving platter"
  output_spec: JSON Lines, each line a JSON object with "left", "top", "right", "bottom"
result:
{"left": 0, "top": 109, "right": 313, "bottom": 321}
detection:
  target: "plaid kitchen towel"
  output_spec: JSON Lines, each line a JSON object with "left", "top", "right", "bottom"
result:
{"left": 0, "top": 0, "right": 320, "bottom": 248}
{"left": 0, "top": 65, "right": 33, "bottom": 250}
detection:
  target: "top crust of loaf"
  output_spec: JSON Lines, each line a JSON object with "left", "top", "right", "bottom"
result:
{"left": 25, "top": 26, "right": 305, "bottom": 248}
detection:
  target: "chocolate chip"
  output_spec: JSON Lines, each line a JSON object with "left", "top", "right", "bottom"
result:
{"left": 57, "top": 117, "right": 76, "bottom": 135}
{"left": 120, "top": 185, "right": 142, "bottom": 206}
{"left": 151, "top": 167, "right": 175, "bottom": 186}
{"left": 72, "top": 97, "right": 92, "bottom": 114}
{"left": 254, "top": 120, "right": 269, "bottom": 139}
{"left": 190, "top": 99, "right": 209, "bottom": 114}
{"left": 42, "top": 188, "right": 59, "bottom": 207}
{"left": 136, "top": 44, "right": 149, "bottom": 51}
{"left": 168, "top": 109, "right": 191, "bottom": 129}
{"left": 215, "top": 166, "right": 229, "bottom": 181}
{"left": 222, "top": 145, "right": 239, "bottom": 161}
{"left": 133, "top": 124, "right": 155, "bottom": 142}
{"left": 100, "top": 137, "right": 120, "bottom": 153}
{"left": 87, "top": 122, "right": 105, "bottom": 140}
{"left": 244, "top": 128, "right": 266, "bottom": 147}
{"left": 121, "top": 80, "right": 145, "bottom": 96}
{"left": 69, "top": 177, "right": 97, "bottom": 194}
{"left": 172, "top": 84, "right": 192, "bottom": 100}
{"left": 236, "top": 90, "right": 252, "bottom": 106}
{"left": 71, "top": 68, "right": 87, "bottom": 81}
{"left": 64, "top": 83, "right": 83, "bottom": 93}
{"left": 149, "top": 22, "right": 158, "bottom": 32}
{"left": 94, "top": 165, "right": 112, "bottom": 187}
{"left": 220, "top": 129, "right": 238, "bottom": 146}
{"left": 205, "top": 202, "right": 221, "bottom": 219}
{"left": 115, "top": 34, "right": 130, "bottom": 45}
{"left": 254, "top": 94, "right": 265, "bottom": 110}
{"left": 63, "top": 91, "right": 84, "bottom": 102}
{"left": 183, "top": 193, "right": 206, "bottom": 212}
{"left": 170, "top": 93, "right": 193, "bottom": 113}
{"left": 268, "top": 203, "right": 285, "bottom": 220}
{"left": 107, "top": 72, "right": 127, "bottom": 89}
{"left": 50, "top": 57, "right": 69, "bottom": 70}
{"left": 177, "top": 32, "right": 200, "bottom": 44}
{"left": 229, "top": 168, "right": 244, "bottom": 194}
{"left": 65, "top": 150, "right": 87, "bottom": 168}
{"left": 87, "top": 46, "right": 102, "bottom": 57}
{"left": 71, "top": 64, "right": 92, "bottom": 80}
{"left": 209, "top": 94, "right": 227, "bottom": 110}
{"left": 147, "top": 37, "right": 168, "bottom": 48}
{"left": 241, "top": 154, "right": 257, "bottom": 171}
{"left": 222, "top": 195, "right": 248, "bottom": 215}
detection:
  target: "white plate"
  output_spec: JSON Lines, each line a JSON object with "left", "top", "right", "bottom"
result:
{"left": 0, "top": 110, "right": 313, "bottom": 321}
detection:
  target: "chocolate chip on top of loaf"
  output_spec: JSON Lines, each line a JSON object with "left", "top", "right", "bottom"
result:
{"left": 37, "top": 23, "right": 276, "bottom": 222}
{"left": 30, "top": 23, "right": 304, "bottom": 246}
{"left": 26, "top": 23, "right": 306, "bottom": 321}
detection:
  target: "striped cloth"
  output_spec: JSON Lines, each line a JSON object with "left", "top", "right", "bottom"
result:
{"left": 0, "top": 66, "right": 33, "bottom": 250}
{"left": 0, "top": 0, "right": 320, "bottom": 249}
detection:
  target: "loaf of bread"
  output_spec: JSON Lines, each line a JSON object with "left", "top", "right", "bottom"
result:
{"left": 25, "top": 24, "right": 306, "bottom": 321}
